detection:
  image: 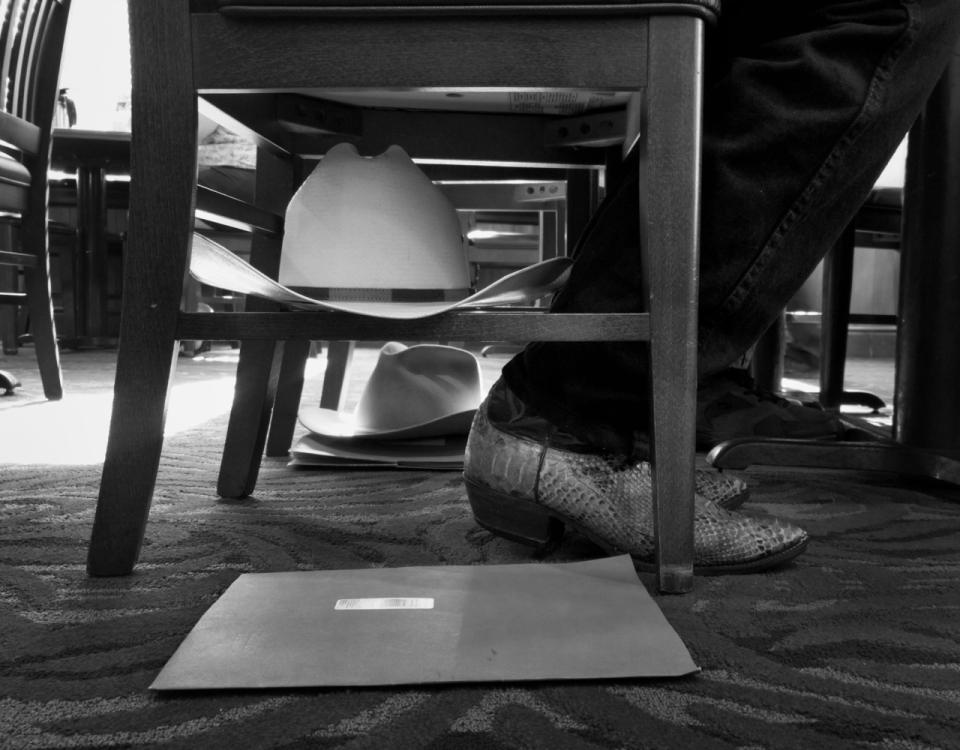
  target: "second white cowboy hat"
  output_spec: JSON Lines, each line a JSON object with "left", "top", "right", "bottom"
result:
{"left": 298, "top": 341, "right": 483, "bottom": 440}
{"left": 189, "top": 142, "right": 571, "bottom": 319}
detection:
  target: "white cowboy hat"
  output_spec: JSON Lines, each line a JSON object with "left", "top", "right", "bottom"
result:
{"left": 298, "top": 341, "right": 483, "bottom": 440}
{"left": 188, "top": 142, "right": 571, "bottom": 319}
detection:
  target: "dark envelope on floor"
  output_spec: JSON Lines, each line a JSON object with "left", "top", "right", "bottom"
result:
{"left": 150, "top": 555, "right": 698, "bottom": 690}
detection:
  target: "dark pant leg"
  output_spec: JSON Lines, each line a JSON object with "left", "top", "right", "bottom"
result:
{"left": 502, "top": 0, "right": 960, "bottom": 455}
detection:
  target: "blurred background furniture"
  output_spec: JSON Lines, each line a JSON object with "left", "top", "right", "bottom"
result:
{"left": 815, "top": 185, "right": 901, "bottom": 413}
{"left": 748, "top": 182, "right": 902, "bottom": 413}
{"left": 47, "top": 127, "right": 130, "bottom": 347}
{"left": 86, "top": 0, "right": 716, "bottom": 594}
{"left": 0, "top": 0, "right": 72, "bottom": 400}
{"left": 43, "top": 125, "right": 284, "bottom": 352}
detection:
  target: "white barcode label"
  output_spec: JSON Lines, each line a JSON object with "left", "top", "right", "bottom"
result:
{"left": 334, "top": 597, "right": 435, "bottom": 611}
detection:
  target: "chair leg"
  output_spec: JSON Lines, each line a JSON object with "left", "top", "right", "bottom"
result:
{"left": 178, "top": 274, "right": 206, "bottom": 357}
{"left": 23, "top": 265, "right": 63, "bottom": 400}
{"left": 319, "top": 340, "right": 354, "bottom": 410}
{"left": 819, "top": 223, "right": 855, "bottom": 410}
{"left": 218, "top": 337, "right": 284, "bottom": 497}
{"left": 1, "top": 258, "right": 18, "bottom": 354}
{"left": 265, "top": 338, "right": 312, "bottom": 457}
{"left": 0, "top": 308, "right": 15, "bottom": 354}
{"left": 88, "top": 334, "right": 183, "bottom": 575}
{"left": 19, "top": 209, "right": 63, "bottom": 399}
{"left": 217, "top": 148, "right": 297, "bottom": 495}
{"left": 564, "top": 168, "right": 601, "bottom": 255}
{"left": 641, "top": 15, "right": 705, "bottom": 594}
{"left": 750, "top": 314, "right": 786, "bottom": 395}
{"left": 23, "top": 285, "right": 61, "bottom": 399}
{"left": 264, "top": 338, "right": 354, "bottom": 457}
{"left": 87, "top": 0, "right": 197, "bottom": 576}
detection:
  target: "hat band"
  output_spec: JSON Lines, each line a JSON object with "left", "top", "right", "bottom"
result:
{"left": 288, "top": 286, "right": 471, "bottom": 303}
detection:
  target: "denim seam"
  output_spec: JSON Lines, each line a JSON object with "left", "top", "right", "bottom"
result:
{"left": 718, "top": 0, "right": 920, "bottom": 317}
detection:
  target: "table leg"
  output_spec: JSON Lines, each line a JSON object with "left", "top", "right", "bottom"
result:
{"left": 76, "top": 164, "right": 110, "bottom": 344}
{"left": 894, "top": 51, "right": 960, "bottom": 457}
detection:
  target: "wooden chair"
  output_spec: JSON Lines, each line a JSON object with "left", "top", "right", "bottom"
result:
{"left": 749, "top": 186, "right": 901, "bottom": 412}
{"left": 0, "top": 0, "right": 72, "bottom": 400}
{"left": 816, "top": 186, "right": 901, "bottom": 412}
{"left": 86, "top": 0, "right": 717, "bottom": 594}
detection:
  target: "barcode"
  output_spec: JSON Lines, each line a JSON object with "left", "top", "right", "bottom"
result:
{"left": 335, "top": 597, "right": 434, "bottom": 611}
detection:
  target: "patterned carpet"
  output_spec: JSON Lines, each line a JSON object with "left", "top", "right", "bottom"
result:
{"left": 1, "top": 347, "right": 959, "bottom": 749}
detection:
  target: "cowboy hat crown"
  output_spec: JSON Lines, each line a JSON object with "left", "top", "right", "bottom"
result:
{"left": 279, "top": 142, "right": 471, "bottom": 303}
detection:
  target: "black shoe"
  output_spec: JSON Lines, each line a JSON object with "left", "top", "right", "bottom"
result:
{"left": 696, "top": 368, "right": 843, "bottom": 450}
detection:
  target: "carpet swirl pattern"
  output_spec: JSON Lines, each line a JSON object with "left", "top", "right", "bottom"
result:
{"left": 1, "top": 351, "right": 959, "bottom": 748}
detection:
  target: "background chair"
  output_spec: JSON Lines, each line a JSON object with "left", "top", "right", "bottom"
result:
{"left": 40, "top": 127, "right": 279, "bottom": 352}
{"left": 86, "top": 0, "right": 717, "bottom": 594}
{"left": 0, "top": 0, "right": 72, "bottom": 400}
{"left": 748, "top": 185, "right": 901, "bottom": 412}
{"left": 816, "top": 186, "right": 901, "bottom": 412}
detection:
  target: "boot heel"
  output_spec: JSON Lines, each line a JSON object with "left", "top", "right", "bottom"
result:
{"left": 465, "top": 478, "right": 564, "bottom": 549}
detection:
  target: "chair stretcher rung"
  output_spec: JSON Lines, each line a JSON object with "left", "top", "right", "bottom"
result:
{"left": 0, "top": 250, "right": 36, "bottom": 266}
{"left": 176, "top": 310, "right": 650, "bottom": 342}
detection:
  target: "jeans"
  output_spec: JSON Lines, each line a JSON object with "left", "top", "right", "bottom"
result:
{"left": 502, "top": 0, "right": 960, "bottom": 456}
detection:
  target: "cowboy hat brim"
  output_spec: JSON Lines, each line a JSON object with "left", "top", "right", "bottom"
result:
{"left": 189, "top": 234, "right": 571, "bottom": 320}
{"left": 298, "top": 404, "right": 476, "bottom": 441}
{"left": 290, "top": 433, "right": 467, "bottom": 470}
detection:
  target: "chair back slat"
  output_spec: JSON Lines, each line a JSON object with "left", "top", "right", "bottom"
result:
{"left": 13, "top": 0, "right": 47, "bottom": 117}
{"left": 0, "top": 0, "right": 27, "bottom": 114}
{"left": 1, "top": 0, "right": 67, "bottom": 124}
{"left": 0, "top": 2, "right": 13, "bottom": 86}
